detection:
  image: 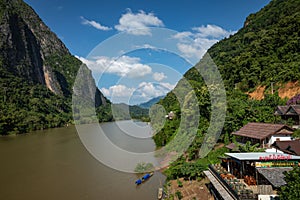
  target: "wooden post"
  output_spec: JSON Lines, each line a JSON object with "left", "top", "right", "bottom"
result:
{"left": 227, "top": 160, "right": 230, "bottom": 172}
{"left": 271, "top": 82, "right": 274, "bottom": 95}
{"left": 255, "top": 169, "right": 258, "bottom": 187}
{"left": 241, "top": 162, "right": 243, "bottom": 178}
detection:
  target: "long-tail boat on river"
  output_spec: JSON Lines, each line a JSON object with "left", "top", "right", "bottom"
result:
{"left": 135, "top": 172, "right": 154, "bottom": 185}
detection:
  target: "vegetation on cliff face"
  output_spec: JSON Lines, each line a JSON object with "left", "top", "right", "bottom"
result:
{"left": 153, "top": 0, "right": 299, "bottom": 178}
{"left": 0, "top": 0, "right": 111, "bottom": 135}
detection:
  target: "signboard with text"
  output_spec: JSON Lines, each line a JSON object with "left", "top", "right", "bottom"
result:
{"left": 255, "top": 161, "right": 298, "bottom": 168}
{"left": 259, "top": 154, "right": 292, "bottom": 161}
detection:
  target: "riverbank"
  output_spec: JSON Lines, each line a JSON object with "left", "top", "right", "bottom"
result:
{"left": 164, "top": 177, "right": 213, "bottom": 200}
{"left": 158, "top": 143, "right": 228, "bottom": 199}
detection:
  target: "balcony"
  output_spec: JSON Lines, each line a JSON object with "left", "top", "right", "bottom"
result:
{"left": 208, "top": 164, "right": 258, "bottom": 200}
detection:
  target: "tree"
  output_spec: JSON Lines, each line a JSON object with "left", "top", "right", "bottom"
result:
{"left": 292, "top": 129, "right": 300, "bottom": 139}
{"left": 278, "top": 166, "right": 300, "bottom": 200}
{"left": 134, "top": 162, "right": 154, "bottom": 173}
{"left": 234, "top": 141, "right": 264, "bottom": 152}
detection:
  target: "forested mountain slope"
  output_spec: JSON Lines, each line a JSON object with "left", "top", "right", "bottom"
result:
{"left": 208, "top": 0, "right": 300, "bottom": 91}
{"left": 154, "top": 0, "right": 299, "bottom": 151}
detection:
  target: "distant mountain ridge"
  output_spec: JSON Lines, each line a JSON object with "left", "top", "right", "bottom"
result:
{"left": 111, "top": 103, "right": 149, "bottom": 121}
{"left": 138, "top": 96, "right": 164, "bottom": 109}
{"left": 0, "top": 0, "right": 110, "bottom": 134}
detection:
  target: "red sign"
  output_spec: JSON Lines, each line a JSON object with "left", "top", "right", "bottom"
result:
{"left": 259, "top": 154, "right": 292, "bottom": 161}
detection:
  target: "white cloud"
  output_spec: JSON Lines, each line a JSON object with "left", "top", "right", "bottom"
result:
{"left": 135, "top": 82, "right": 175, "bottom": 100}
{"left": 174, "top": 24, "right": 236, "bottom": 59}
{"left": 76, "top": 55, "right": 152, "bottom": 78}
{"left": 173, "top": 31, "right": 193, "bottom": 40}
{"left": 101, "top": 81, "right": 175, "bottom": 104}
{"left": 101, "top": 85, "right": 135, "bottom": 98}
{"left": 192, "top": 24, "right": 234, "bottom": 38}
{"left": 176, "top": 38, "right": 218, "bottom": 59}
{"left": 177, "top": 43, "right": 201, "bottom": 58}
{"left": 107, "top": 56, "right": 152, "bottom": 78}
{"left": 153, "top": 72, "right": 167, "bottom": 81}
{"left": 159, "top": 82, "right": 176, "bottom": 91}
{"left": 137, "top": 82, "right": 158, "bottom": 98}
{"left": 115, "top": 10, "right": 164, "bottom": 35}
{"left": 80, "top": 16, "right": 112, "bottom": 31}
{"left": 76, "top": 56, "right": 103, "bottom": 71}
{"left": 134, "top": 44, "right": 157, "bottom": 50}
{"left": 100, "top": 87, "right": 110, "bottom": 97}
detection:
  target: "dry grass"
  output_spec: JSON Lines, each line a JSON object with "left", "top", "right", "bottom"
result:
{"left": 165, "top": 177, "right": 214, "bottom": 200}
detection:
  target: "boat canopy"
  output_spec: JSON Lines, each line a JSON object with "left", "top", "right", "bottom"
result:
{"left": 142, "top": 174, "right": 150, "bottom": 180}
{"left": 135, "top": 179, "right": 142, "bottom": 185}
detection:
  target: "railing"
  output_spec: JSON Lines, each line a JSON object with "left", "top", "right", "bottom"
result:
{"left": 209, "top": 164, "right": 257, "bottom": 200}
{"left": 209, "top": 165, "right": 240, "bottom": 200}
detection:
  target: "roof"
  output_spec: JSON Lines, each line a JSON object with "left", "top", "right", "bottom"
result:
{"left": 286, "top": 105, "right": 300, "bottom": 115}
{"left": 274, "top": 105, "right": 300, "bottom": 116}
{"left": 232, "top": 123, "right": 294, "bottom": 140}
{"left": 274, "top": 106, "right": 289, "bottom": 115}
{"left": 272, "top": 140, "right": 300, "bottom": 156}
{"left": 225, "top": 152, "right": 300, "bottom": 161}
{"left": 225, "top": 142, "right": 244, "bottom": 151}
{"left": 225, "top": 143, "right": 237, "bottom": 150}
{"left": 257, "top": 168, "right": 292, "bottom": 188}
{"left": 292, "top": 105, "right": 300, "bottom": 114}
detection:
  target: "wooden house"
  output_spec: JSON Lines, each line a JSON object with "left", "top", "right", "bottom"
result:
{"left": 274, "top": 105, "right": 300, "bottom": 126}
{"left": 231, "top": 122, "right": 294, "bottom": 148}
{"left": 272, "top": 140, "right": 300, "bottom": 156}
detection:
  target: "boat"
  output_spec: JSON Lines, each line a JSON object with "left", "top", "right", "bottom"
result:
{"left": 135, "top": 172, "right": 154, "bottom": 185}
{"left": 158, "top": 187, "right": 163, "bottom": 199}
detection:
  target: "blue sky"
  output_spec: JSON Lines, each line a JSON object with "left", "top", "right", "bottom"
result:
{"left": 24, "top": 0, "right": 271, "bottom": 104}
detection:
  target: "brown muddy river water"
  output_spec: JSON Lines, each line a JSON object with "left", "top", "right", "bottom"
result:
{"left": 0, "top": 121, "right": 165, "bottom": 200}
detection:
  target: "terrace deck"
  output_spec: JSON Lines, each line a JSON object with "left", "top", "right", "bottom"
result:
{"left": 203, "top": 170, "right": 236, "bottom": 200}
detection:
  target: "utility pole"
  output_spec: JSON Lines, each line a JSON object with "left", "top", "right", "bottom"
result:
{"left": 271, "top": 82, "right": 274, "bottom": 95}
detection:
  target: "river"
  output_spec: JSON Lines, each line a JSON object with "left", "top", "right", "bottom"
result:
{"left": 0, "top": 121, "right": 166, "bottom": 200}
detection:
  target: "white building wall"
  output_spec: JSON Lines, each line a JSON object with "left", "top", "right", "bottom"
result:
{"left": 258, "top": 195, "right": 278, "bottom": 200}
{"left": 265, "top": 148, "right": 284, "bottom": 154}
{"left": 268, "top": 135, "right": 292, "bottom": 146}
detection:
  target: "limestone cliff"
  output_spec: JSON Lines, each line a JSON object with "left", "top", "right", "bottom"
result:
{"left": 0, "top": 0, "right": 109, "bottom": 134}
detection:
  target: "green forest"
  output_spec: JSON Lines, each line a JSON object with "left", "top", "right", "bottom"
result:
{"left": 152, "top": 0, "right": 300, "bottom": 181}
{"left": 209, "top": 0, "right": 300, "bottom": 91}
{"left": 0, "top": 71, "right": 71, "bottom": 134}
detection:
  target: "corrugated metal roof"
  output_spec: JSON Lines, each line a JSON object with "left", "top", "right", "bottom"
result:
{"left": 225, "top": 152, "right": 300, "bottom": 161}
